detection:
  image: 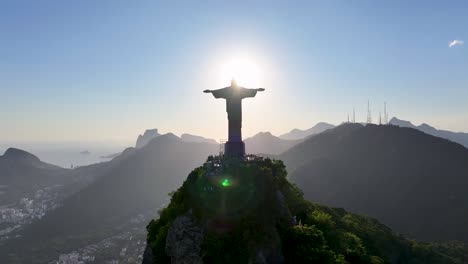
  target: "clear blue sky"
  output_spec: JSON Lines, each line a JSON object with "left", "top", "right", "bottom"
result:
{"left": 1, "top": 0, "right": 467, "bottom": 144}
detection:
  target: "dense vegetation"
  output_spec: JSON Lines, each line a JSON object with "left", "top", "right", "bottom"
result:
{"left": 147, "top": 156, "right": 468, "bottom": 263}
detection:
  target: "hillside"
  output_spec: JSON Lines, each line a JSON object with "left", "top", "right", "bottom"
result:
{"left": 145, "top": 156, "right": 468, "bottom": 263}
{"left": 0, "top": 134, "right": 218, "bottom": 263}
{"left": 280, "top": 123, "right": 468, "bottom": 243}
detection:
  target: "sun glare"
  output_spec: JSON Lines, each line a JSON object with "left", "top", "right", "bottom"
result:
{"left": 220, "top": 56, "right": 262, "bottom": 87}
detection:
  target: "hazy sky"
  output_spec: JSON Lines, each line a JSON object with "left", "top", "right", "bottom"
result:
{"left": 1, "top": 0, "right": 467, "bottom": 144}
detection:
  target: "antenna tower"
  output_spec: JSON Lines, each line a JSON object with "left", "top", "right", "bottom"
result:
{"left": 384, "top": 102, "right": 388, "bottom": 124}
{"left": 366, "top": 100, "right": 372, "bottom": 124}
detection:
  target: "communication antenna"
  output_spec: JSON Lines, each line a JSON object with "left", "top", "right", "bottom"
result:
{"left": 384, "top": 102, "right": 388, "bottom": 125}
{"left": 379, "top": 112, "right": 382, "bottom": 125}
{"left": 353, "top": 108, "right": 355, "bottom": 123}
{"left": 366, "top": 100, "right": 372, "bottom": 124}
{"left": 347, "top": 113, "right": 350, "bottom": 123}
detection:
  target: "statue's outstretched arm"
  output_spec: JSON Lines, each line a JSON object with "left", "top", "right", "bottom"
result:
{"left": 204, "top": 87, "right": 229, "bottom": 99}
{"left": 241, "top": 87, "right": 265, "bottom": 92}
{"left": 239, "top": 87, "right": 265, "bottom": 98}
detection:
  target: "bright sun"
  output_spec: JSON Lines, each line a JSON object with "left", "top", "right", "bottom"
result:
{"left": 220, "top": 56, "right": 261, "bottom": 87}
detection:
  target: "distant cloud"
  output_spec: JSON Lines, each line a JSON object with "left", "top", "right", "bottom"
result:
{"left": 449, "top": 39, "right": 464, "bottom": 48}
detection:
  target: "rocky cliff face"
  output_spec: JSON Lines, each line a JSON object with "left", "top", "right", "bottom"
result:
{"left": 165, "top": 211, "right": 204, "bottom": 264}
{"left": 136, "top": 129, "right": 161, "bottom": 148}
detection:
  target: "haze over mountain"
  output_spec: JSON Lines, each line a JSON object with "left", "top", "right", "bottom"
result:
{"left": 390, "top": 117, "right": 468, "bottom": 148}
{"left": 181, "top": 133, "right": 217, "bottom": 144}
{"left": 2, "top": 122, "right": 468, "bottom": 262}
{"left": 279, "top": 122, "right": 335, "bottom": 140}
{"left": 244, "top": 132, "right": 300, "bottom": 155}
{"left": 0, "top": 134, "right": 218, "bottom": 263}
{"left": 280, "top": 123, "right": 468, "bottom": 243}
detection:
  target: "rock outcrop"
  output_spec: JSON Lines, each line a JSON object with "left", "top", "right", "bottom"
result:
{"left": 136, "top": 129, "right": 161, "bottom": 148}
{"left": 165, "top": 211, "right": 204, "bottom": 264}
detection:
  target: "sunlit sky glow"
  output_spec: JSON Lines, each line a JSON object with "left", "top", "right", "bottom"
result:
{"left": 1, "top": 1, "right": 467, "bottom": 145}
{"left": 219, "top": 55, "right": 262, "bottom": 88}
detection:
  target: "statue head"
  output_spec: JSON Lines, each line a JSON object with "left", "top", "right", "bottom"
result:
{"left": 230, "top": 79, "right": 238, "bottom": 88}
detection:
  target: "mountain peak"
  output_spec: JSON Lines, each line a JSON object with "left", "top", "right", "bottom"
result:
{"left": 419, "top": 123, "right": 435, "bottom": 130}
{"left": 156, "top": 133, "right": 180, "bottom": 142}
{"left": 3, "top": 148, "right": 40, "bottom": 163}
{"left": 389, "top": 117, "right": 415, "bottom": 128}
{"left": 252, "top": 131, "right": 274, "bottom": 138}
{"left": 136, "top": 128, "right": 161, "bottom": 148}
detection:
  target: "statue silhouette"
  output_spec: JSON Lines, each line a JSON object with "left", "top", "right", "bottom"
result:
{"left": 204, "top": 79, "right": 265, "bottom": 156}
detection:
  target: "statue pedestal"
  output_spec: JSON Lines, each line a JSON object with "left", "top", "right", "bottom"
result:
{"left": 224, "top": 141, "right": 245, "bottom": 157}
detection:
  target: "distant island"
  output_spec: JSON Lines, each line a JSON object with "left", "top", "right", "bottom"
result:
{"left": 80, "top": 150, "right": 91, "bottom": 155}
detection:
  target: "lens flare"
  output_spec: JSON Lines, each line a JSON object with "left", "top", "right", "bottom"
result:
{"left": 221, "top": 178, "right": 231, "bottom": 187}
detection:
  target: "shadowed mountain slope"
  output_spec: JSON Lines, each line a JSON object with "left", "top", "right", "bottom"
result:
{"left": 0, "top": 134, "right": 218, "bottom": 263}
{"left": 280, "top": 124, "right": 468, "bottom": 243}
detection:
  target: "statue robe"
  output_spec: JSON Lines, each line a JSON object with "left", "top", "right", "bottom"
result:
{"left": 210, "top": 86, "right": 258, "bottom": 142}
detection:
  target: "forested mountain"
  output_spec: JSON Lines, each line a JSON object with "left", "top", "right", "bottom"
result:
{"left": 145, "top": 156, "right": 468, "bottom": 264}
{"left": 280, "top": 123, "right": 468, "bottom": 243}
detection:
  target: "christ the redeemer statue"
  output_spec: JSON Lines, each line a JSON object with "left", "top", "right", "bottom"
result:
{"left": 204, "top": 79, "right": 265, "bottom": 156}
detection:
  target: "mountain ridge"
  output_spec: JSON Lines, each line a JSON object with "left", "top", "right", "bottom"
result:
{"left": 279, "top": 122, "right": 335, "bottom": 140}
{"left": 244, "top": 131, "right": 300, "bottom": 155}
{"left": 390, "top": 117, "right": 468, "bottom": 148}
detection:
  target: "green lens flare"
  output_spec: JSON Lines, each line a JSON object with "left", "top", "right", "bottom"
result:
{"left": 221, "top": 178, "right": 231, "bottom": 187}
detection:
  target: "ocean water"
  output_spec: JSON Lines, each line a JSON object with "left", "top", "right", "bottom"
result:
{"left": 0, "top": 143, "right": 129, "bottom": 168}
